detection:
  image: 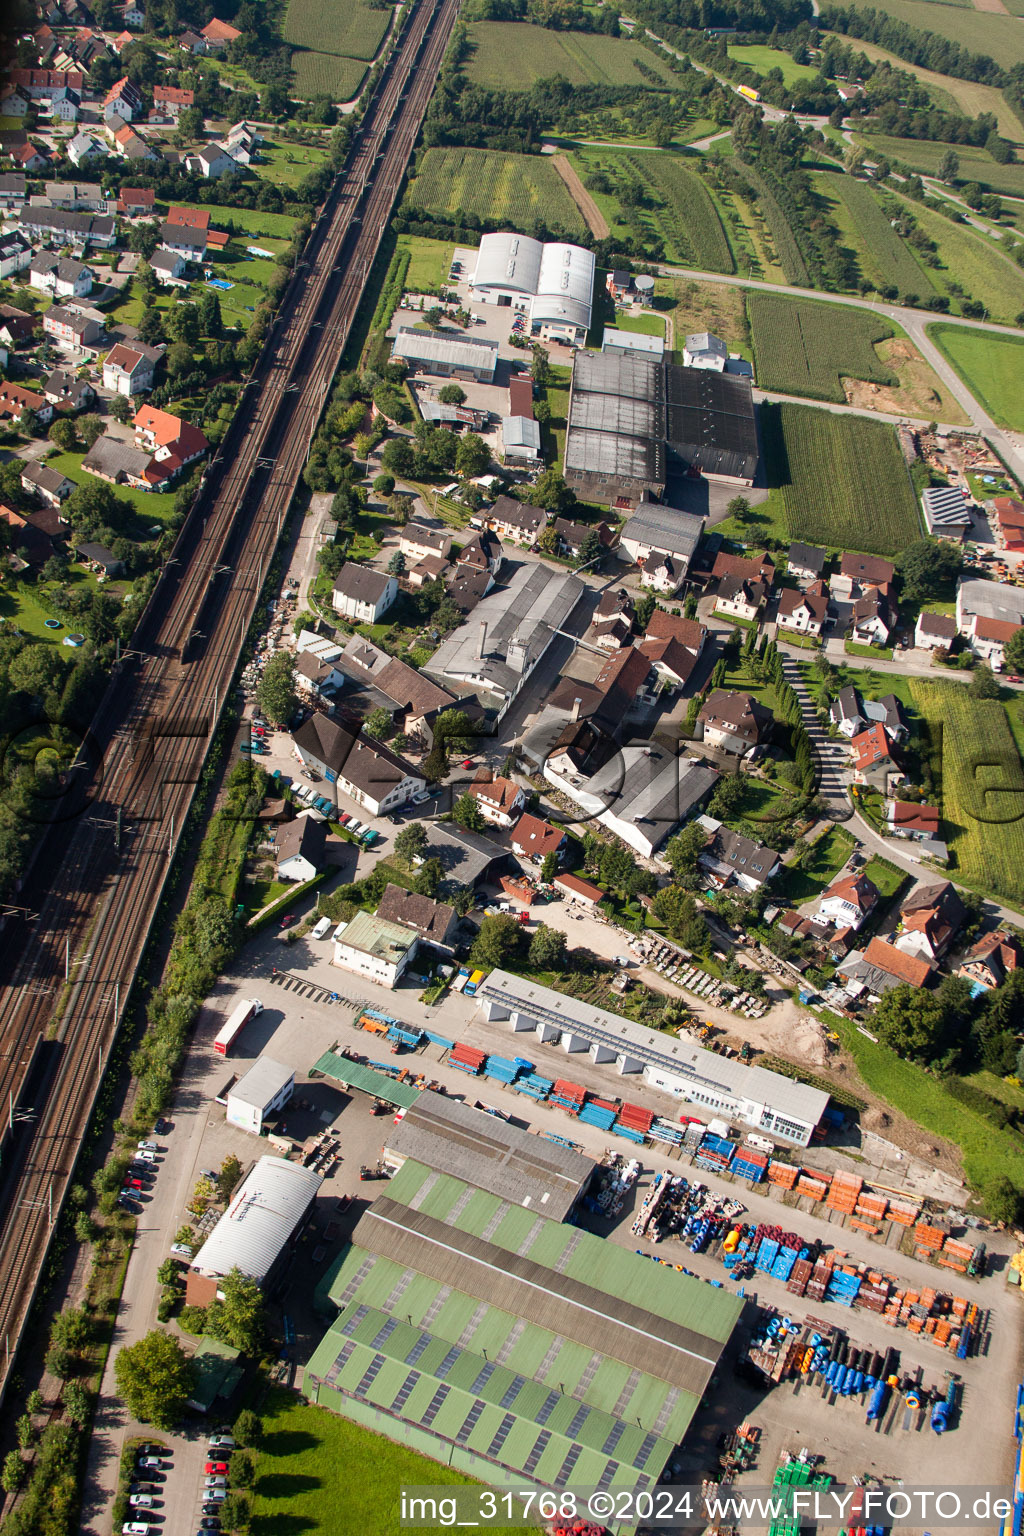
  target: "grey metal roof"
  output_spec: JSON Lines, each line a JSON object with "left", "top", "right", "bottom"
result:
{"left": 191, "top": 1156, "right": 321, "bottom": 1283}
{"left": 922, "top": 485, "right": 971, "bottom": 531}
{"left": 478, "top": 971, "right": 830, "bottom": 1128}
{"left": 620, "top": 501, "right": 704, "bottom": 561}
{"left": 563, "top": 428, "right": 662, "bottom": 480}
{"left": 958, "top": 578, "right": 1024, "bottom": 626}
{"left": 385, "top": 1092, "right": 593, "bottom": 1218}
{"left": 425, "top": 563, "right": 584, "bottom": 698}
{"left": 602, "top": 327, "right": 664, "bottom": 358}
{"left": 501, "top": 415, "right": 541, "bottom": 451}
{"left": 421, "top": 821, "right": 505, "bottom": 885}
{"left": 571, "top": 349, "right": 662, "bottom": 401}
{"left": 472, "top": 231, "right": 543, "bottom": 293}
{"left": 392, "top": 328, "right": 498, "bottom": 374}
{"left": 337, "top": 909, "right": 419, "bottom": 963}
{"left": 569, "top": 388, "right": 661, "bottom": 438}
{"left": 580, "top": 743, "right": 718, "bottom": 852}
{"left": 228, "top": 1056, "right": 294, "bottom": 1111}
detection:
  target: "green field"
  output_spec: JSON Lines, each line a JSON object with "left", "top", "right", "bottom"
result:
{"left": 746, "top": 292, "right": 896, "bottom": 402}
{"left": 727, "top": 43, "right": 823, "bottom": 85}
{"left": 397, "top": 234, "right": 454, "bottom": 291}
{"left": 776, "top": 825, "right": 855, "bottom": 902}
{"left": 910, "top": 679, "right": 1024, "bottom": 906}
{"left": 405, "top": 147, "right": 587, "bottom": 239}
{"left": 251, "top": 1387, "right": 535, "bottom": 1536}
{"left": 254, "top": 136, "right": 330, "bottom": 188}
{"left": 846, "top": 0, "right": 1024, "bottom": 67}
{"left": 818, "top": 173, "right": 934, "bottom": 297}
{"left": 761, "top": 402, "right": 923, "bottom": 556}
{"left": 47, "top": 451, "right": 178, "bottom": 523}
{"left": 171, "top": 205, "right": 299, "bottom": 240}
{"left": 860, "top": 135, "right": 1024, "bottom": 199}
{"left": 927, "top": 323, "right": 1024, "bottom": 431}
{"left": 464, "top": 22, "right": 680, "bottom": 89}
{"left": 290, "top": 51, "right": 367, "bottom": 100}
{"left": 899, "top": 193, "right": 1024, "bottom": 324}
{"left": 729, "top": 159, "right": 808, "bottom": 286}
{"left": 838, "top": 36, "right": 1024, "bottom": 138}
{"left": 283, "top": 0, "right": 389, "bottom": 58}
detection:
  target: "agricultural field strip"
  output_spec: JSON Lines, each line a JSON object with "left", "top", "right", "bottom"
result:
{"left": 746, "top": 290, "right": 897, "bottom": 402}
{"left": 283, "top": 0, "right": 389, "bottom": 58}
{"left": 624, "top": 152, "right": 735, "bottom": 273}
{"left": 406, "top": 147, "right": 587, "bottom": 239}
{"left": 860, "top": 134, "right": 1024, "bottom": 199}
{"left": 927, "top": 323, "right": 1024, "bottom": 431}
{"left": 843, "top": 0, "right": 1024, "bottom": 67}
{"left": 820, "top": 172, "right": 936, "bottom": 296}
{"left": 729, "top": 159, "right": 809, "bottom": 286}
{"left": 462, "top": 22, "right": 679, "bottom": 89}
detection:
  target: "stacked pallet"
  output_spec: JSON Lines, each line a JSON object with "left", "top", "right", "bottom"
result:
{"left": 733, "top": 1146, "right": 769, "bottom": 1183}
{"left": 620, "top": 1102, "right": 655, "bottom": 1134}
{"left": 449, "top": 1043, "right": 486, "bottom": 1075}
{"left": 513, "top": 1072, "right": 552, "bottom": 1100}
{"left": 887, "top": 1199, "right": 920, "bottom": 1226}
{"left": 795, "top": 1173, "right": 829, "bottom": 1200}
{"left": 695, "top": 1132, "right": 735, "bottom": 1172}
{"left": 787, "top": 1258, "right": 813, "bottom": 1296}
{"left": 825, "top": 1266, "right": 861, "bottom": 1306}
{"left": 914, "top": 1222, "right": 947, "bottom": 1263}
{"left": 483, "top": 1054, "right": 522, "bottom": 1086}
{"left": 648, "top": 1117, "right": 684, "bottom": 1145}
{"left": 858, "top": 1274, "right": 891, "bottom": 1313}
{"left": 826, "top": 1171, "right": 862, "bottom": 1213}
{"left": 855, "top": 1191, "right": 888, "bottom": 1223}
{"left": 768, "top": 1161, "right": 799, "bottom": 1189}
{"left": 550, "top": 1080, "right": 585, "bottom": 1115}
{"left": 805, "top": 1257, "right": 834, "bottom": 1302}
{"left": 578, "top": 1100, "right": 617, "bottom": 1131}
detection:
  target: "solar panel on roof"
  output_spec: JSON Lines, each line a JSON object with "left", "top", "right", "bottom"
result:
{"left": 421, "top": 1383, "right": 450, "bottom": 1426}
{"left": 523, "top": 1429, "right": 552, "bottom": 1473}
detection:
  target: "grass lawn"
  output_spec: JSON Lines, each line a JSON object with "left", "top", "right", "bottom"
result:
{"left": 845, "top": 639, "right": 894, "bottom": 661}
{"left": 397, "top": 234, "right": 455, "bottom": 292}
{"left": 611, "top": 311, "right": 667, "bottom": 338}
{"left": 47, "top": 450, "right": 179, "bottom": 526}
{"left": 927, "top": 324, "right": 1024, "bottom": 434}
{"left": 172, "top": 204, "right": 301, "bottom": 241}
{"left": 0, "top": 568, "right": 103, "bottom": 643}
{"left": 254, "top": 136, "right": 330, "bottom": 190}
{"left": 251, "top": 1385, "right": 536, "bottom": 1536}
{"left": 895, "top": 193, "right": 1024, "bottom": 325}
{"left": 861, "top": 854, "right": 906, "bottom": 899}
{"left": 463, "top": 21, "right": 680, "bottom": 89}
{"left": 727, "top": 43, "right": 822, "bottom": 86}
{"left": 823, "top": 1009, "right": 1024, "bottom": 1209}
{"left": 777, "top": 825, "right": 855, "bottom": 903}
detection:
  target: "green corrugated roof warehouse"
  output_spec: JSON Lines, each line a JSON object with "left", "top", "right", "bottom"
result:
{"left": 306, "top": 1160, "right": 741, "bottom": 1504}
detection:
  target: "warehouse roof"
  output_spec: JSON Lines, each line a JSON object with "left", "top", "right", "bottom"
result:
{"left": 228, "top": 1056, "right": 294, "bottom": 1111}
{"left": 392, "top": 328, "right": 498, "bottom": 375}
{"left": 602, "top": 326, "right": 664, "bottom": 358}
{"left": 663, "top": 367, "right": 758, "bottom": 481}
{"left": 563, "top": 428, "right": 664, "bottom": 481}
{"left": 478, "top": 971, "right": 830, "bottom": 1128}
{"left": 501, "top": 414, "right": 542, "bottom": 452}
{"left": 312, "top": 1049, "right": 423, "bottom": 1108}
{"left": 471, "top": 233, "right": 595, "bottom": 334}
{"left": 922, "top": 485, "right": 971, "bottom": 533}
{"left": 190, "top": 1156, "right": 321, "bottom": 1283}
{"left": 385, "top": 1093, "right": 594, "bottom": 1216}
{"left": 621, "top": 501, "right": 705, "bottom": 562}
{"left": 958, "top": 578, "right": 1024, "bottom": 626}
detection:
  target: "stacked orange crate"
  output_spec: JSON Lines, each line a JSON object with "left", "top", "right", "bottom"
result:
{"left": 827, "top": 1171, "right": 862, "bottom": 1213}
{"left": 856, "top": 1193, "right": 888, "bottom": 1221}
{"left": 888, "top": 1200, "right": 920, "bottom": 1225}
{"left": 769, "top": 1161, "right": 799, "bottom": 1188}
{"left": 796, "top": 1176, "right": 829, "bottom": 1200}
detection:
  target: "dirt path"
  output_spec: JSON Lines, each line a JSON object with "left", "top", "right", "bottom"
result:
{"left": 973, "top": 0, "right": 1011, "bottom": 16}
{"left": 552, "top": 154, "right": 609, "bottom": 239}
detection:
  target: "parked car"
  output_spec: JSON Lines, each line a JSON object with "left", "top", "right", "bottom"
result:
{"left": 207, "top": 1435, "right": 236, "bottom": 1451}
{"left": 205, "top": 1462, "right": 229, "bottom": 1475}
{"left": 137, "top": 1140, "right": 157, "bottom": 1152}
{"left": 279, "top": 914, "right": 296, "bottom": 929}
{"left": 204, "top": 1475, "right": 228, "bottom": 1489}
{"left": 203, "top": 1492, "right": 227, "bottom": 1507}
{"left": 123, "top": 1178, "right": 143, "bottom": 1191}
{"left": 123, "top": 1525, "right": 151, "bottom": 1535}
{"left": 338, "top": 812, "right": 351, "bottom": 825}
{"left": 170, "top": 1242, "right": 193, "bottom": 1259}
{"left": 136, "top": 1457, "right": 162, "bottom": 1471}
{"left": 129, "top": 1495, "right": 154, "bottom": 1509}
{"left": 136, "top": 1149, "right": 156, "bottom": 1162}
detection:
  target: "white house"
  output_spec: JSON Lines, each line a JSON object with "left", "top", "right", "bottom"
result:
{"left": 103, "top": 341, "right": 159, "bottom": 395}
{"left": 185, "top": 142, "right": 238, "bottom": 179}
{"left": 399, "top": 523, "right": 453, "bottom": 563}
{"left": 332, "top": 565, "right": 397, "bottom": 624}
{"left": 787, "top": 542, "right": 826, "bottom": 586}
{"left": 714, "top": 575, "right": 767, "bottom": 624}
{"left": 682, "top": 332, "right": 728, "bottom": 371}
{"left": 292, "top": 714, "right": 424, "bottom": 816}
{"left": 30, "top": 254, "right": 93, "bottom": 299}
{"left": 150, "top": 248, "right": 189, "bottom": 287}
{"left": 817, "top": 871, "right": 879, "bottom": 931}
{"left": 914, "top": 610, "right": 956, "bottom": 651}
{"left": 776, "top": 582, "right": 830, "bottom": 637}
{"left": 226, "top": 1058, "right": 295, "bottom": 1136}
{"left": 0, "top": 232, "right": 32, "bottom": 280}
{"left": 68, "top": 131, "right": 104, "bottom": 166}
{"left": 333, "top": 910, "right": 419, "bottom": 989}
{"left": 467, "top": 771, "right": 525, "bottom": 829}
{"left": 275, "top": 816, "right": 326, "bottom": 882}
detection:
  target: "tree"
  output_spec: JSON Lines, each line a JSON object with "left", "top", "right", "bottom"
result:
{"left": 218, "top": 1155, "right": 243, "bottom": 1203}
{"left": 1, "top": 1453, "right": 25, "bottom": 1494}
{"left": 16, "top": 1416, "right": 34, "bottom": 1451}
{"left": 726, "top": 494, "right": 753, "bottom": 524}
{"left": 220, "top": 1491, "right": 253, "bottom": 1533}
{"left": 471, "top": 913, "right": 525, "bottom": 969}
{"left": 938, "top": 147, "right": 960, "bottom": 183}
{"left": 78, "top": 413, "right": 104, "bottom": 449}
{"left": 204, "top": 1268, "right": 268, "bottom": 1355}
{"left": 47, "top": 417, "right": 77, "bottom": 452}
{"left": 166, "top": 340, "right": 194, "bottom": 379}
{"left": 540, "top": 851, "right": 559, "bottom": 883}
{"left": 969, "top": 663, "right": 1001, "bottom": 699}
{"left": 422, "top": 742, "right": 448, "bottom": 782}
{"left": 364, "top": 706, "right": 395, "bottom": 742}
{"left": 380, "top": 437, "right": 415, "bottom": 476}
{"left": 874, "top": 985, "right": 946, "bottom": 1061}
{"left": 26, "top": 1389, "right": 44, "bottom": 1416}
{"left": 109, "top": 393, "right": 133, "bottom": 424}
{"left": 652, "top": 885, "right": 709, "bottom": 951}
{"left": 114, "top": 1330, "right": 195, "bottom": 1427}
{"left": 394, "top": 822, "right": 427, "bottom": 863}
{"left": 985, "top": 1174, "right": 1023, "bottom": 1225}
{"left": 387, "top": 549, "right": 406, "bottom": 577}
{"left": 438, "top": 383, "right": 466, "bottom": 405}
{"left": 530, "top": 467, "right": 575, "bottom": 513}
{"left": 455, "top": 433, "right": 489, "bottom": 478}
{"left": 233, "top": 1409, "right": 264, "bottom": 1448}
{"left": 1003, "top": 626, "right": 1024, "bottom": 674}
{"left": 387, "top": 492, "right": 414, "bottom": 525}
{"left": 453, "top": 791, "right": 485, "bottom": 831}
{"left": 575, "top": 529, "right": 603, "bottom": 567}
{"left": 413, "top": 856, "right": 442, "bottom": 896}
{"left": 528, "top": 924, "right": 567, "bottom": 969}
{"left": 256, "top": 652, "right": 297, "bottom": 725}
{"left": 62, "top": 1381, "right": 91, "bottom": 1425}
{"left": 895, "top": 538, "right": 962, "bottom": 603}
{"left": 664, "top": 823, "right": 708, "bottom": 888}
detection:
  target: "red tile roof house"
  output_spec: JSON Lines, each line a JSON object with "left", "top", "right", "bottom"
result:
{"left": 850, "top": 722, "right": 899, "bottom": 788}
{"left": 958, "top": 930, "right": 1024, "bottom": 990}
{"left": 966, "top": 613, "right": 1022, "bottom": 672}
{"left": 133, "top": 404, "right": 208, "bottom": 487}
{"left": 467, "top": 770, "right": 525, "bottom": 829}
{"left": 553, "top": 871, "right": 604, "bottom": 909}
{"left": 839, "top": 936, "right": 935, "bottom": 999}
{"left": 817, "top": 871, "right": 880, "bottom": 931}
{"left": 894, "top": 880, "right": 965, "bottom": 963}
{"left": 510, "top": 814, "right": 566, "bottom": 865}
{"left": 152, "top": 85, "right": 194, "bottom": 119}
{"left": 885, "top": 799, "right": 939, "bottom": 841}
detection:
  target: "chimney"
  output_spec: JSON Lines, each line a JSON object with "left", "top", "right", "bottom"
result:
{"left": 477, "top": 621, "right": 487, "bottom": 661}
{"left": 571, "top": 697, "right": 582, "bottom": 722}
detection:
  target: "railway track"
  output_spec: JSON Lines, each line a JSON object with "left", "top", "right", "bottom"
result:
{"left": 0, "top": 0, "right": 459, "bottom": 1397}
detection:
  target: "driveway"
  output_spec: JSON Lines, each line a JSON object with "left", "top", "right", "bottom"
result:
{"left": 778, "top": 650, "right": 851, "bottom": 817}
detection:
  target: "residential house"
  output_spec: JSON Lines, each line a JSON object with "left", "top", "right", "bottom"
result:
{"left": 0, "top": 89, "right": 28, "bottom": 117}
{"left": 992, "top": 497, "right": 1024, "bottom": 552}
{"left": 850, "top": 722, "right": 900, "bottom": 788}
{"left": 158, "top": 217, "right": 208, "bottom": 261}
{"left": 830, "top": 553, "right": 895, "bottom": 603}
{"left": 43, "top": 181, "right": 108, "bottom": 212}
{"left": 839, "top": 938, "right": 935, "bottom": 1000}
{"left": 510, "top": 814, "right": 566, "bottom": 865}
{"left": 457, "top": 528, "right": 503, "bottom": 577}
{"left": 178, "top": 28, "right": 208, "bottom": 53}
{"left": 408, "top": 553, "right": 448, "bottom": 588}
{"left": 275, "top": 816, "right": 327, "bottom": 882}
{"left": 914, "top": 610, "right": 957, "bottom": 652}
{"left": 20, "top": 461, "right": 74, "bottom": 508}
{"left": 0, "top": 307, "right": 36, "bottom": 349}
{"left": 958, "top": 931, "right": 1024, "bottom": 990}
{"left": 964, "top": 613, "right": 1021, "bottom": 672}
{"left": 787, "top": 542, "right": 827, "bottom": 586}
{"left": 0, "top": 232, "right": 32, "bottom": 280}
{"left": 150, "top": 248, "right": 188, "bottom": 287}
{"left": 42, "top": 369, "right": 94, "bottom": 412}
{"left": 468, "top": 770, "right": 525, "bottom": 828}
{"left": 111, "top": 123, "right": 158, "bottom": 162}
{"left": 956, "top": 579, "right": 1024, "bottom": 661}
{"left": 294, "top": 649, "right": 344, "bottom": 701}
{"left": 849, "top": 583, "right": 896, "bottom": 647}
{"left": 184, "top": 143, "right": 238, "bottom": 179}
{"left": 133, "top": 404, "right": 209, "bottom": 485}
{"left": 1, "top": 507, "right": 53, "bottom": 570}
{"left": 103, "top": 76, "right": 144, "bottom": 121}
{"left": 29, "top": 254, "right": 92, "bottom": 299}
{"left": 103, "top": 341, "right": 161, "bottom": 396}
{"left": 682, "top": 332, "right": 728, "bottom": 372}
{"left": 713, "top": 551, "right": 774, "bottom": 621}
{"left": 9, "top": 67, "right": 84, "bottom": 99}
{"left": 545, "top": 741, "right": 718, "bottom": 859}
{"left": 886, "top": 800, "right": 939, "bottom": 841}
{"left": 17, "top": 208, "right": 116, "bottom": 248}
{"left": 894, "top": 881, "right": 964, "bottom": 963}
{"left": 551, "top": 517, "right": 614, "bottom": 562}
{"left": 68, "top": 131, "right": 104, "bottom": 166}
{"left": 42, "top": 304, "right": 103, "bottom": 354}
{"left": 618, "top": 502, "right": 705, "bottom": 594}
{"left": 0, "top": 175, "right": 27, "bottom": 207}
{"left": 830, "top": 685, "right": 864, "bottom": 738}
{"left": 50, "top": 91, "right": 80, "bottom": 122}
{"left": 375, "top": 884, "right": 458, "bottom": 951}
{"left": 646, "top": 609, "right": 708, "bottom": 658}
{"left": 333, "top": 910, "right": 419, "bottom": 989}
{"left": 818, "top": 871, "right": 880, "bottom": 931}
{"left": 696, "top": 816, "right": 780, "bottom": 893}
{"left": 292, "top": 712, "right": 425, "bottom": 815}
{"left": 444, "top": 566, "right": 492, "bottom": 615}
{"left": 0, "top": 382, "right": 53, "bottom": 427}
{"left": 332, "top": 565, "right": 398, "bottom": 624}
{"left": 776, "top": 581, "right": 831, "bottom": 637}
{"left": 638, "top": 633, "right": 699, "bottom": 691}
{"left": 589, "top": 586, "right": 634, "bottom": 649}
{"left": 548, "top": 644, "right": 652, "bottom": 734}
{"left": 202, "top": 16, "right": 242, "bottom": 44}
{"left": 81, "top": 433, "right": 153, "bottom": 487}
{"left": 117, "top": 186, "right": 155, "bottom": 217}
{"left": 11, "top": 143, "right": 50, "bottom": 174}
{"left": 152, "top": 85, "right": 194, "bottom": 119}
{"left": 711, "top": 550, "right": 776, "bottom": 587}
{"left": 120, "top": 1, "right": 146, "bottom": 25}
{"left": 543, "top": 718, "right": 616, "bottom": 782}
{"left": 399, "top": 523, "right": 453, "bottom": 564}
{"left": 830, "top": 688, "right": 905, "bottom": 744}
{"left": 698, "top": 689, "right": 774, "bottom": 755}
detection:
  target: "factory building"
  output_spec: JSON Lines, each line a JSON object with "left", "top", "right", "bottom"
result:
{"left": 469, "top": 232, "right": 595, "bottom": 347}
{"left": 476, "top": 972, "right": 829, "bottom": 1145}
{"left": 391, "top": 328, "right": 498, "bottom": 383}
{"left": 225, "top": 1057, "right": 295, "bottom": 1135}
{"left": 382, "top": 1090, "right": 595, "bottom": 1220}
{"left": 305, "top": 1158, "right": 740, "bottom": 1512}
{"left": 563, "top": 350, "right": 759, "bottom": 508}
{"left": 187, "top": 1156, "right": 322, "bottom": 1301}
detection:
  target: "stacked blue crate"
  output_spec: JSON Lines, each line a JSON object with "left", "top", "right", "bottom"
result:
{"left": 756, "top": 1237, "right": 780, "bottom": 1273}
{"left": 771, "top": 1246, "right": 799, "bottom": 1282}
{"left": 578, "top": 1103, "right": 617, "bottom": 1130}
{"left": 825, "top": 1269, "right": 861, "bottom": 1306}
{"left": 387, "top": 1026, "right": 423, "bottom": 1048}
{"left": 648, "top": 1119, "right": 683, "bottom": 1144}
{"left": 732, "top": 1150, "right": 768, "bottom": 1182}
{"left": 483, "top": 1055, "right": 519, "bottom": 1084}
{"left": 611, "top": 1120, "right": 646, "bottom": 1142}
{"left": 423, "top": 1030, "right": 454, "bottom": 1048}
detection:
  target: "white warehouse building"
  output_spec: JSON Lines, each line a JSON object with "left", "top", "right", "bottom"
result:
{"left": 188, "top": 1156, "right": 322, "bottom": 1294}
{"left": 469, "top": 232, "right": 595, "bottom": 347}
{"left": 226, "top": 1057, "right": 295, "bottom": 1135}
{"left": 475, "top": 972, "right": 828, "bottom": 1145}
